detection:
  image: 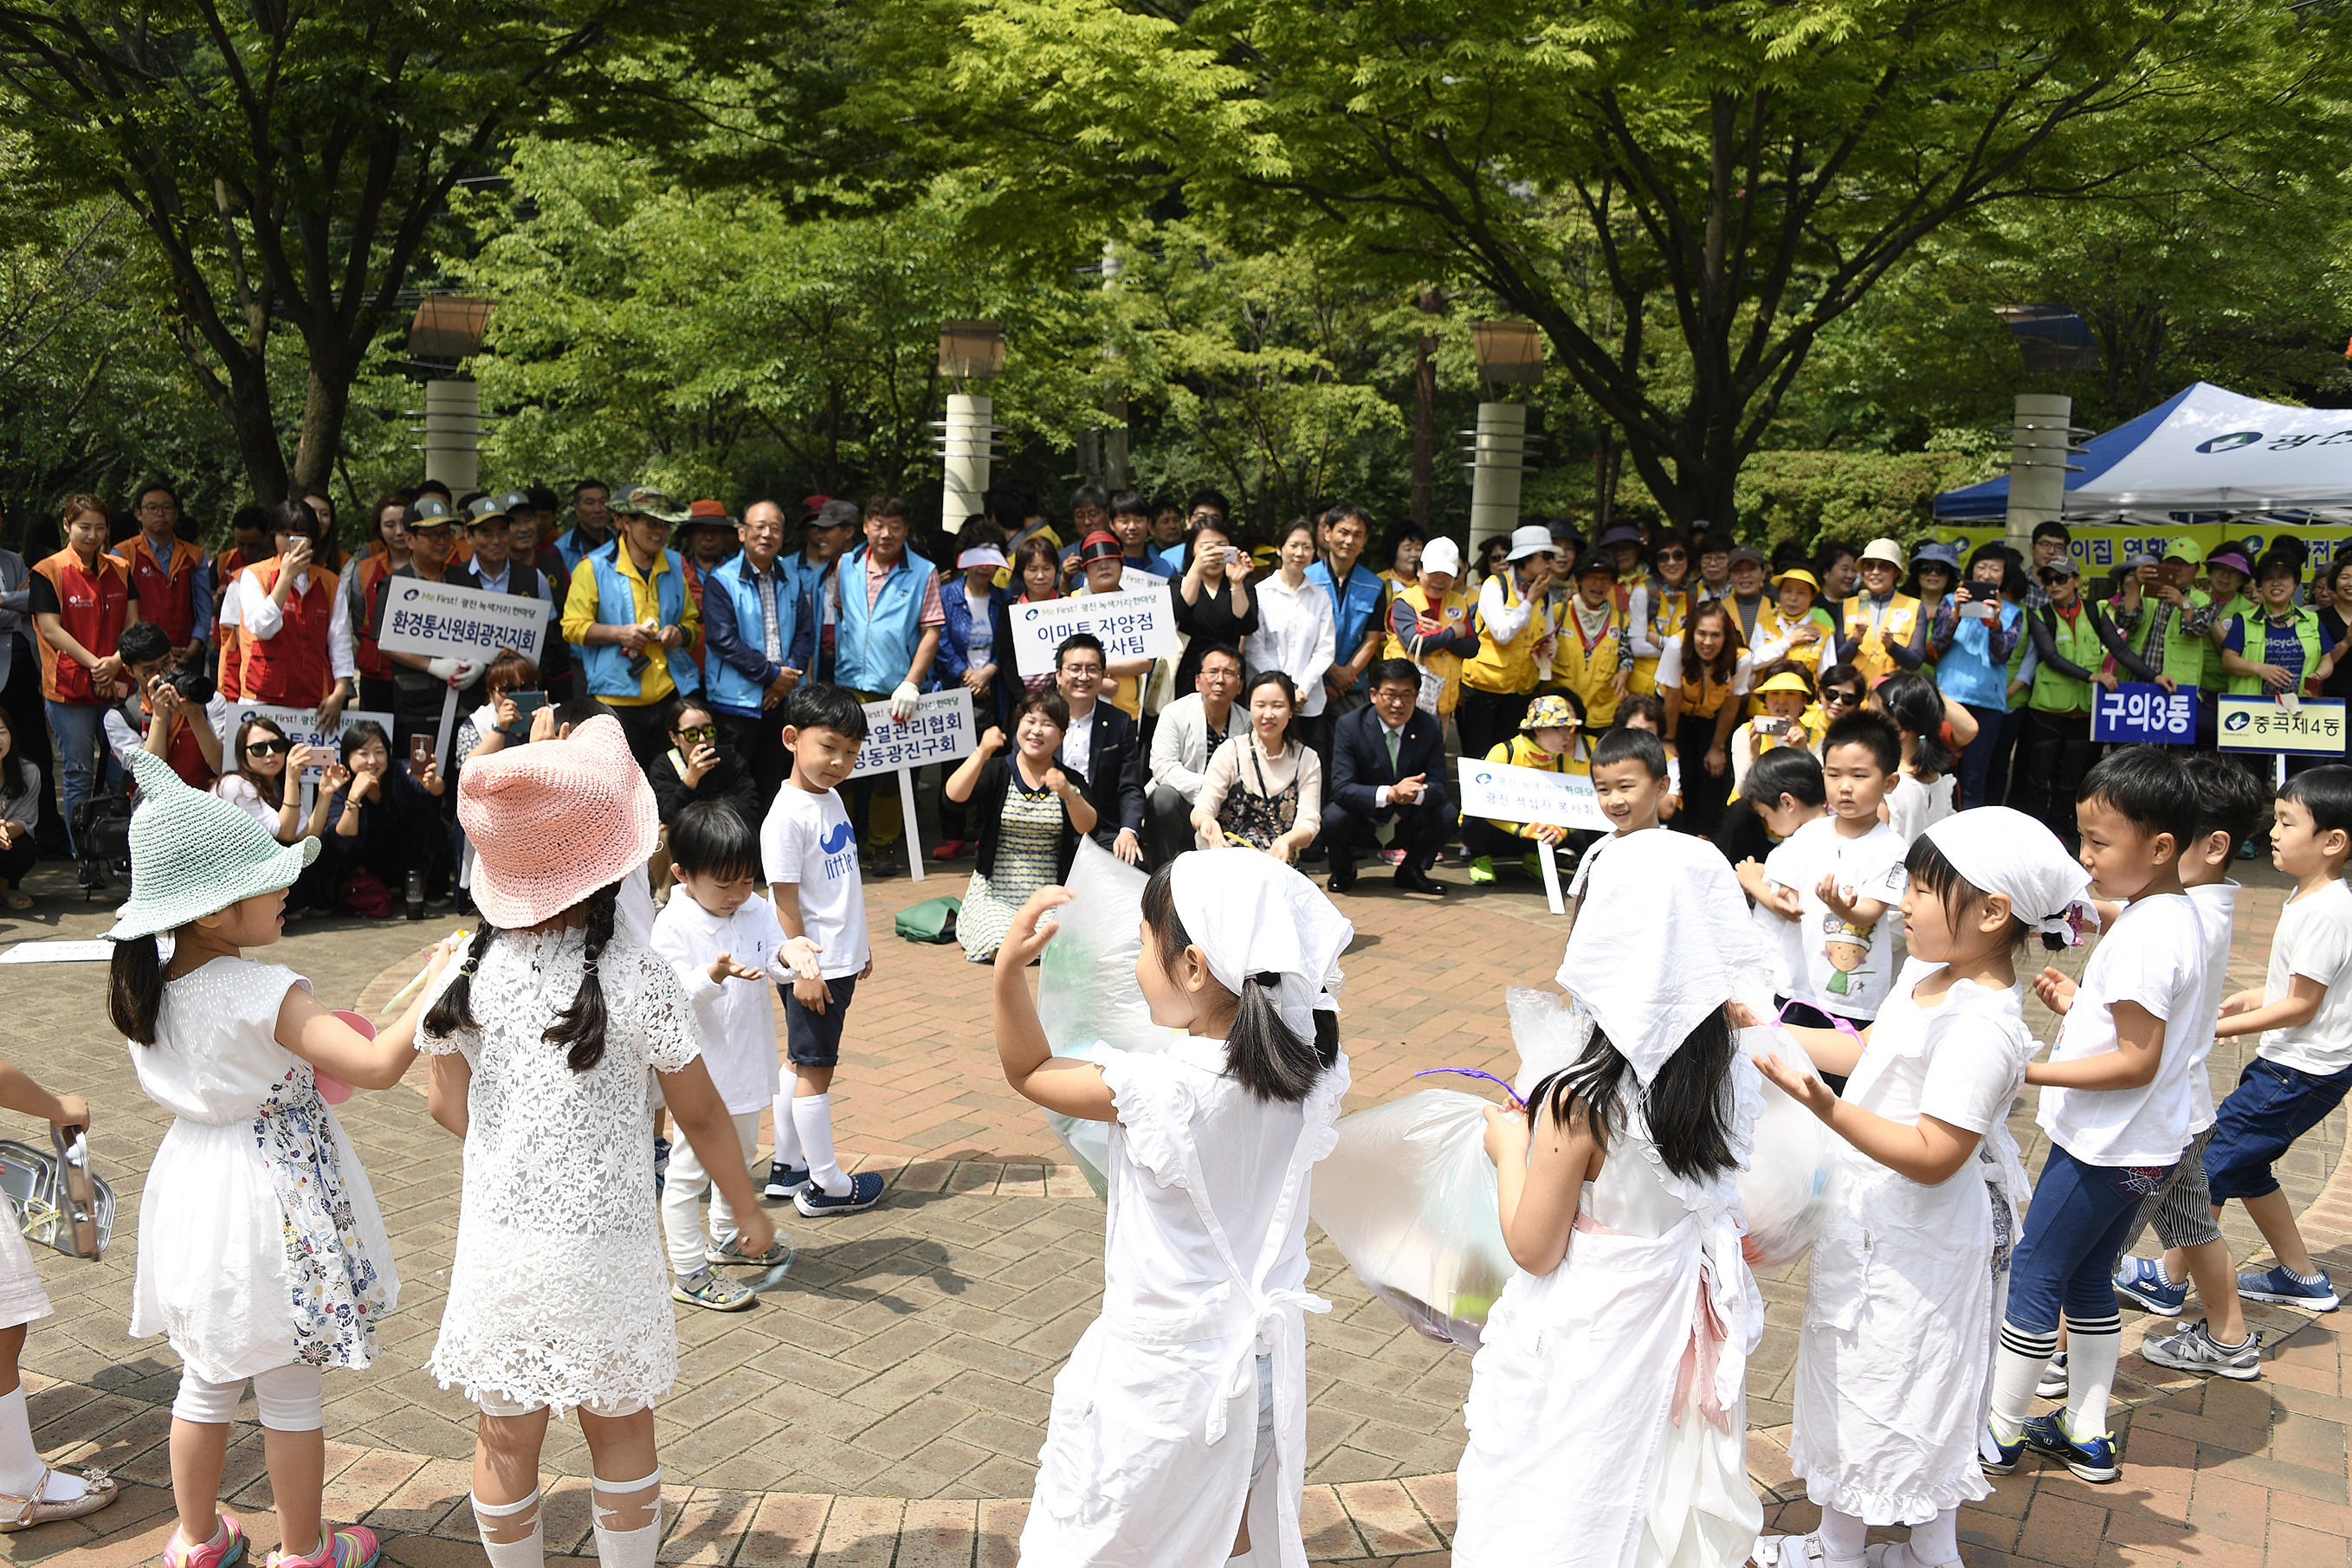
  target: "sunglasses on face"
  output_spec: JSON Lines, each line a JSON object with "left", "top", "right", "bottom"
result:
{"left": 1823, "top": 690, "right": 1860, "bottom": 707}
{"left": 1654, "top": 550, "right": 1687, "bottom": 563}
{"left": 246, "top": 739, "right": 291, "bottom": 756}
{"left": 675, "top": 724, "right": 717, "bottom": 744}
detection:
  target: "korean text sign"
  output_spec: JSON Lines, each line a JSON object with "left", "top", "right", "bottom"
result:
{"left": 1455, "top": 758, "right": 1612, "bottom": 834}
{"left": 2090, "top": 682, "right": 2197, "bottom": 746}
{"left": 850, "top": 688, "right": 977, "bottom": 780}
{"left": 1008, "top": 586, "right": 1178, "bottom": 678}
{"left": 2217, "top": 696, "right": 2349, "bottom": 757}
{"left": 377, "top": 578, "right": 546, "bottom": 667}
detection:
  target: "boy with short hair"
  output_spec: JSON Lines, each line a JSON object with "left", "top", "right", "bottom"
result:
{"left": 2202, "top": 764, "right": 2352, "bottom": 1313}
{"left": 1986, "top": 747, "right": 2205, "bottom": 1484}
{"left": 759, "top": 683, "right": 883, "bottom": 1216}
{"left": 1753, "top": 709, "right": 1907, "bottom": 1045}
{"left": 653, "top": 801, "right": 820, "bottom": 1308}
{"left": 1589, "top": 725, "right": 1669, "bottom": 837}
{"left": 2103, "top": 755, "right": 2269, "bottom": 1380}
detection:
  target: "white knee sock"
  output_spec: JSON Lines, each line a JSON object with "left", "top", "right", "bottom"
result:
{"left": 2064, "top": 1315, "right": 2123, "bottom": 1438}
{"left": 794, "top": 1094, "right": 848, "bottom": 1197}
{"left": 1908, "top": 1507, "right": 1961, "bottom": 1565}
{"left": 471, "top": 1489, "right": 546, "bottom": 1568}
{"left": 770, "top": 1094, "right": 804, "bottom": 1169}
{"left": 0, "top": 1386, "right": 81, "bottom": 1503}
{"left": 590, "top": 1467, "right": 662, "bottom": 1568}
{"left": 1816, "top": 1505, "right": 1868, "bottom": 1563}
{"left": 1987, "top": 1323, "right": 2059, "bottom": 1442}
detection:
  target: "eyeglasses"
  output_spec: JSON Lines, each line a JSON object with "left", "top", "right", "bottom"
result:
{"left": 246, "top": 739, "right": 291, "bottom": 756}
{"left": 1062, "top": 663, "right": 1105, "bottom": 678}
{"left": 675, "top": 724, "right": 717, "bottom": 744}
{"left": 1654, "top": 550, "right": 1686, "bottom": 563}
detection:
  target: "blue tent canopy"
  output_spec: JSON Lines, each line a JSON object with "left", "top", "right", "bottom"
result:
{"left": 1933, "top": 387, "right": 2195, "bottom": 519}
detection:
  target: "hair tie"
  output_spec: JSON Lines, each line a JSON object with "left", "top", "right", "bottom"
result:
{"left": 1250, "top": 970, "right": 1281, "bottom": 989}
{"left": 457, "top": 960, "right": 478, "bottom": 978}
{"left": 582, "top": 958, "right": 600, "bottom": 976}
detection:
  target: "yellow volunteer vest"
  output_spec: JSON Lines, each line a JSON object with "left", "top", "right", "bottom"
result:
{"left": 1384, "top": 583, "right": 1472, "bottom": 715}
{"left": 1632, "top": 584, "right": 1691, "bottom": 697}
{"left": 1464, "top": 574, "right": 1545, "bottom": 696}
{"left": 1839, "top": 592, "right": 1922, "bottom": 683}
{"left": 1550, "top": 598, "right": 1628, "bottom": 726}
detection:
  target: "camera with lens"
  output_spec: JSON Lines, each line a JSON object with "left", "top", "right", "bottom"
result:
{"left": 159, "top": 659, "right": 216, "bottom": 707}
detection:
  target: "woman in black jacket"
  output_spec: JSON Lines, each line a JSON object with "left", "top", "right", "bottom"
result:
{"left": 942, "top": 688, "right": 1098, "bottom": 962}
{"left": 649, "top": 694, "right": 762, "bottom": 826}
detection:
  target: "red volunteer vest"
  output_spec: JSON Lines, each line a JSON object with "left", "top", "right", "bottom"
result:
{"left": 111, "top": 535, "right": 204, "bottom": 648}
{"left": 240, "top": 558, "right": 341, "bottom": 706}
{"left": 30, "top": 550, "right": 131, "bottom": 704}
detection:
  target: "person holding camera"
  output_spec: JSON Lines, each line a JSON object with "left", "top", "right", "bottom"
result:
{"left": 650, "top": 695, "right": 759, "bottom": 826}
{"left": 223, "top": 497, "right": 355, "bottom": 726}
{"left": 1171, "top": 518, "right": 1257, "bottom": 698}
{"left": 1929, "top": 542, "right": 2025, "bottom": 809}
{"left": 102, "top": 622, "right": 220, "bottom": 790}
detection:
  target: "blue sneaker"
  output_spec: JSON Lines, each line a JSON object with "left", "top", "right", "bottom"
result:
{"left": 2113, "top": 1255, "right": 2187, "bottom": 1316}
{"left": 2021, "top": 1412, "right": 2120, "bottom": 1482}
{"left": 762, "top": 1159, "right": 810, "bottom": 1199}
{"left": 2239, "top": 1263, "right": 2339, "bottom": 1312}
{"left": 1978, "top": 1423, "right": 2027, "bottom": 1476}
{"left": 794, "top": 1171, "right": 885, "bottom": 1216}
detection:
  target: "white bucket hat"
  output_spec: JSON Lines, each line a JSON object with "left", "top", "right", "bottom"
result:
{"left": 1505, "top": 525, "right": 1556, "bottom": 563}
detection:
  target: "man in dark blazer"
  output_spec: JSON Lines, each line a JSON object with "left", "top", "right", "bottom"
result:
{"left": 1052, "top": 633, "right": 1148, "bottom": 863}
{"left": 1323, "top": 657, "right": 1452, "bottom": 894}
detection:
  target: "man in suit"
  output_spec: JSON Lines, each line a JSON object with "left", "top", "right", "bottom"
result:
{"left": 456, "top": 494, "right": 571, "bottom": 700}
{"left": 1323, "top": 656, "right": 1452, "bottom": 895}
{"left": 1053, "top": 632, "right": 1147, "bottom": 864}
{"left": 1146, "top": 642, "right": 1243, "bottom": 863}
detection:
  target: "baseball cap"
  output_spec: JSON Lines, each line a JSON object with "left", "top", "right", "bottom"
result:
{"left": 495, "top": 489, "right": 534, "bottom": 517}
{"left": 1598, "top": 524, "right": 1644, "bottom": 549}
{"left": 807, "top": 499, "right": 859, "bottom": 531}
{"left": 2039, "top": 557, "right": 2081, "bottom": 581}
{"left": 1727, "top": 545, "right": 1767, "bottom": 570}
{"left": 1419, "top": 537, "right": 1462, "bottom": 577}
{"left": 1573, "top": 547, "right": 1617, "bottom": 578}
{"left": 405, "top": 495, "right": 457, "bottom": 532}
{"left": 2161, "top": 535, "right": 2205, "bottom": 565}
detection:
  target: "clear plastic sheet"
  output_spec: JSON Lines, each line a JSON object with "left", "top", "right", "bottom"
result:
{"left": 1034, "top": 838, "right": 1173, "bottom": 1197}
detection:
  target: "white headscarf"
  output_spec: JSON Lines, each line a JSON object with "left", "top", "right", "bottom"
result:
{"left": 1922, "top": 806, "right": 2097, "bottom": 944}
{"left": 1168, "top": 849, "right": 1351, "bottom": 1042}
{"left": 1557, "top": 832, "right": 1771, "bottom": 1084}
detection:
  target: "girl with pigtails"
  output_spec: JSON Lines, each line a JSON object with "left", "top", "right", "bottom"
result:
{"left": 416, "top": 715, "right": 813, "bottom": 1568}
{"left": 107, "top": 745, "right": 456, "bottom": 1568}
{"left": 993, "top": 849, "right": 1354, "bottom": 1568}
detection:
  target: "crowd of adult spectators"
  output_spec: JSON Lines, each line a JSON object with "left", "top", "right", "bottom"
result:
{"left": 1, "top": 472, "right": 2341, "bottom": 923}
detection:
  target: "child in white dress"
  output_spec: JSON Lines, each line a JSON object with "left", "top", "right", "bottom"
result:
{"left": 0, "top": 1053, "right": 114, "bottom": 1532}
{"left": 1455, "top": 829, "right": 1767, "bottom": 1568}
{"left": 417, "top": 714, "right": 779, "bottom": 1568}
{"left": 993, "top": 849, "right": 1353, "bottom": 1568}
{"left": 107, "top": 745, "right": 455, "bottom": 1568}
{"left": 1756, "top": 807, "right": 2094, "bottom": 1568}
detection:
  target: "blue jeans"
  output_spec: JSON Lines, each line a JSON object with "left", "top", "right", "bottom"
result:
{"left": 2006, "top": 1141, "right": 2176, "bottom": 1335}
{"left": 1955, "top": 702, "right": 2006, "bottom": 810}
{"left": 43, "top": 700, "right": 108, "bottom": 861}
{"left": 2206, "top": 1055, "right": 2352, "bottom": 1203}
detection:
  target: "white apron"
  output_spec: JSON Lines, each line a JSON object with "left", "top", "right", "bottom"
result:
{"left": 1022, "top": 1039, "right": 1350, "bottom": 1568}
{"left": 1455, "top": 1062, "right": 1766, "bottom": 1568}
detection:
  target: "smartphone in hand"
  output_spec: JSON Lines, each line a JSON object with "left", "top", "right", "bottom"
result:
{"left": 410, "top": 733, "right": 433, "bottom": 769}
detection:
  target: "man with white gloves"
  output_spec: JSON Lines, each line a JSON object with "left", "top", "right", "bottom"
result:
{"left": 371, "top": 497, "right": 487, "bottom": 762}
{"left": 833, "top": 493, "right": 942, "bottom": 875}
{"left": 559, "top": 482, "right": 703, "bottom": 773}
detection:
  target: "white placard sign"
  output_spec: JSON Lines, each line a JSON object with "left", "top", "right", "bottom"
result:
{"left": 1009, "top": 585, "right": 1178, "bottom": 678}
{"left": 377, "top": 578, "right": 547, "bottom": 666}
{"left": 1456, "top": 758, "right": 1613, "bottom": 834}
{"left": 221, "top": 704, "right": 397, "bottom": 781}
{"left": 850, "top": 688, "right": 978, "bottom": 780}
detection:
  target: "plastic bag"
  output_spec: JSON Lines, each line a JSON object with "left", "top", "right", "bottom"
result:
{"left": 1035, "top": 837, "right": 1173, "bottom": 1197}
{"left": 1733, "top": 977, "right": 1836, "bottom": 1270}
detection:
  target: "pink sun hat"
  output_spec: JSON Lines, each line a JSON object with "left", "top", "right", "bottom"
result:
{"left": 457, "top": 713, "right": 659, "bottom": 928}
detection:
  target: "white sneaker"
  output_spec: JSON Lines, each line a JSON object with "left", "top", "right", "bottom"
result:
{"left": 2034, "top": 1351, "right": 2068, "bottom": 1399}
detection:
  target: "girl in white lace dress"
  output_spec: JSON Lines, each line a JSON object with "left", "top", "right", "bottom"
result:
{"left": 107, "top": 746, "right": 456, "bottom": 1568}
{"left": 993, "top": 850, "right": 1354, "bottom": 1568}
{"left": 1755, "top": 809, "right": 2091, "bottom": 1568}
{"left": 1456, "top": 831, "right": 1767, "bottom": 1568}
{"left": 417, "top": 714, "right": 779, "bottom": 1568}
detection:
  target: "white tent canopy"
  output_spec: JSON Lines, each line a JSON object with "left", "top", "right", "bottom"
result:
{"left": 1935, "top": 383, "right": 2352, "bottom": 519}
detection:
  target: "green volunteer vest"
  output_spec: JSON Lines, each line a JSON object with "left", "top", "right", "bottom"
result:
{"left": 2225, "top": 609, "right": 2326, "bottom": 696}
{"left": 2203, "top": 592, "right": 2255, "bottom": 693}
{"left": 2029, "top": 603, "right": 2104, "bottom": 714}
{"left": 2134, "top": 589, "right": 2212, "bottom": 687}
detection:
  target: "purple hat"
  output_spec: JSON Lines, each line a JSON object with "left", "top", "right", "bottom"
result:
{"left": 2207, "top": 550, "right": 2252, "bottom": 577}
{"left": 1598, "top": 524, "right": 1644, "bottom": 549}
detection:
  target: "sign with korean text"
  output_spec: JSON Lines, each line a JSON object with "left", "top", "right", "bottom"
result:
{"left": 850, "top": 688, "right": 977, "bottom": 780}
{"left": 2218, "top": 696, "right": 2349, "bottom": 757}
{"left": 1009, "top": 585, "right": 1178, "bottom": 678}
{"left": 377, "top": 578, "right": 546, "bottom": 667}
{"left": 2090, "top": 682, "right": 2198, "bottom": 746}
{"left": 1456, "top": 758, "right": 1612, "bottom": 834}
{"left": 221, "top": 704, "right": 397, "bottom": 782}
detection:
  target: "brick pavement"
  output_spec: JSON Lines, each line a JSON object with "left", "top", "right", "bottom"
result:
{"left": 1, "top": 856, "right": 2345, "bottom": 1565}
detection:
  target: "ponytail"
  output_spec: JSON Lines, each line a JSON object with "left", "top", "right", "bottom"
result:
{"left": 1528, "top": 1008, "right": 1736, "bottom": 1184}
{"left": 108, "top": 933, "right": 166, "bottom": 1044}
{"left": 543, "top": 881, "right": 620, "bottom": 1072}
{"left": 423, "top": 922, "right": 498, "bottom": 1040}
{"left": 1140, "top": 866, "right": 1334, "bottom": 1105}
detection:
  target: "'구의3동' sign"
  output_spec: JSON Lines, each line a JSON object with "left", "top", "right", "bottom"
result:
{"left": 2217, "top": 695, "right": 2349, "bottom": 757}
{"left": 2090, "top": 682, "right": 2198, "bottom": 746}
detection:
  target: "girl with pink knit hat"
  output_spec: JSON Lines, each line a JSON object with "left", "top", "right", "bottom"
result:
{"left": 417, "top": 713, "right": 812, "bottom": 1568}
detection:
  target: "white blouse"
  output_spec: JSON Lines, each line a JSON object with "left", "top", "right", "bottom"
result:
{"left": 1246, "top": 573, "right": 1338, "bottom": 719}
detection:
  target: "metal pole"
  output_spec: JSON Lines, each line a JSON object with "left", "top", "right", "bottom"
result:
{"left": 2003, "top": 392, "right": 2074, "bottom": 556}
{"left": 941, "top": 392, "right": 992, "bottom": 537}
{"left": 1468, "top": 401, "right": 1529, "bottom": 558}
{"left": 423, "top": 380, "right": 480, "bottom": 494}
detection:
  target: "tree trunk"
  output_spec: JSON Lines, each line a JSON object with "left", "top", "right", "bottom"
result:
{"left": 294, "top": 351, "right": 353, "bottom": 500}
{"left": 224, "top": 360, "right": 292, "bottom": 507}
{"left": 1410, "top": 287, "right": 1442, "bottom": 526}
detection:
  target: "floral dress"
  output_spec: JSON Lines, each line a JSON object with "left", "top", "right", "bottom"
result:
{"left": 418, "top": 927, "right": 701, "bottom": 1410}
{"left": 960, "top": 766, "right": 1067, "bottom": 962}
{"left": 128, "top": 959, "right": 397, "bottom": 1382}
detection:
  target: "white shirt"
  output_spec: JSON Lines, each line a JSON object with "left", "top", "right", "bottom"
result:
{"left": 759, "top": 782, "right": 869, "bottom": 979}
{"left": 212, "top": 772, "right": 281, "bottom": 830}
{"left": 234, "top": 566, "right": 357, "bottom": 681}
{"left": 962, "top": 584, "right": 996, "bottom": 668}
{"left": 1372, "top": 717, "right": 1409, "bottom": 809}
{"left": 2258, "top": 879, "right": 2352, "bottom": 1076}
{"left": 650, "top": 894, "right": 795, "bottom": 1114}
{"left": 2184, "top": 879, "right": 2239, "bottom": 1127}
{"left": 1476, "top": 571, "right": 1549, "bottom": 646}
{"left": 1061, "top": 700, "right": 1097, "bottom": 784}
{"left": 1884, "top": 771, "right": 1958, "bottom": 847}
{"left": 1654, "top": 639, "right": 1753, "bottom": 696}
{"left": 1246, "top": 573, "right": 1337, "bottom": 719}
{"left": 2038, "top": 893, "right": 2206, "bottom": 1165}
{"left": 1762, "top": 816, "right": 1909, "bottom": 1019}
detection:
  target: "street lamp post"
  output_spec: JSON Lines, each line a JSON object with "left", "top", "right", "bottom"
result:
{"left": 405, "top": 295, "right": 493, "bottom": 493}
{"left": 1464, "top": 319, "right": 1542, "bottom": 559}
{"left": 934, "top": 321, "right": 1005, "bottom": 537}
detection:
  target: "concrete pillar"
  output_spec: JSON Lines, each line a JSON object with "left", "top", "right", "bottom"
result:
{"left": 2004, "top": 392, "right": 2075, "bottom": 554}
{"left": 940, "top": 392, "right": 993, "bottom": 536}
{"left": 1467, "top": 402, "right": 1530, "bottom": 557}
{"left": 421, "top": 380, "right": 479, "bottom": 494}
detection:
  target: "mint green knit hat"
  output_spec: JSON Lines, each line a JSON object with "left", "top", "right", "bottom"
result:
{"left": 106, "top": 747, "right": 320, "bottom": 943}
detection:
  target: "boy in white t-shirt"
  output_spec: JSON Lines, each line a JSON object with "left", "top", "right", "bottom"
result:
{"left": 2103, "top": 757, "right": 2268, "bottom": 1380}
{"left": 1983, "top": 747, "right": 2203, "bottom": 1487}
{"left": 1753, "top": 710, "right": 1907, "bottom": 1088}
{"left": 759, "top": 684, "right": 882, "bottom": 1216}
{"left": 653, "top": 801, "right": 821, "bottom": 1309}
{"left": 2201, "top": 764, "right": 2352, "bottom": 1315}
{"left": 1735, "top": 747, "right": 1829, "bottom": 1000}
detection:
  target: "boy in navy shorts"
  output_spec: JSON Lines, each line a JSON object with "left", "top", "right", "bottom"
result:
{"left": 759, "top": 683, "right": 883, "bottom": 1215}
